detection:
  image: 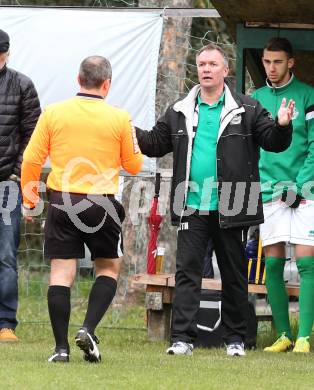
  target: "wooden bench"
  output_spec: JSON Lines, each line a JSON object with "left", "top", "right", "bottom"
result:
{"left": 132, "top": 273, "right": 300, "bottom": 341}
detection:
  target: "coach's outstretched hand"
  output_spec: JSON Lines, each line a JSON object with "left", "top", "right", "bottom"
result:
{"left": 277, "top": 97, "right": 295, "bottom": 126}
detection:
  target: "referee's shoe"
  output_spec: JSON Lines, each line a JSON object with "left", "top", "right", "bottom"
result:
{"left": 75, "top": 327, "right": 101, "bottom": 363}
{"left": 48, "top": 348, "right": 69, "bottom": 363}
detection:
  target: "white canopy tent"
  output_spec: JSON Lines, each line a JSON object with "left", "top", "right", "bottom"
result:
{"left": 0, "top": 7, "right": 163, "bottom": 175}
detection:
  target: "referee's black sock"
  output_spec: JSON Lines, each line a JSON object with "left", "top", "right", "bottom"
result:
{"left": 47, "top": 285, "right": 71, "bottom": 352}
{"left": 83, "top": 275, "right": 117, "bottom": 335}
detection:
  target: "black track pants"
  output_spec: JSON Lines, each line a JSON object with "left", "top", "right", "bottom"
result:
{"left": 171, "top": 211, "right": 248, "bottom": 344}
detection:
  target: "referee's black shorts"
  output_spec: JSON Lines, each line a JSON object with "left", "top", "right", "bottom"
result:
{"left": 44, "top": 191, "right": 125, "bottom": 260}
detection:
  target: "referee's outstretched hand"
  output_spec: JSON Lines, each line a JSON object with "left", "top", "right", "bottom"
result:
{"left": 277, "top": 98, "right": 295, "bottom": 126}
{"left": 22, "top": 205, "right": 34, "bottom": 223}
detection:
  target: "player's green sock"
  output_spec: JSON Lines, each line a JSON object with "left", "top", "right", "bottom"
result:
{"left": 265, "top": 256, "right": 292, "bottom": 340}
{"left": 296, "top": 256, "right": 314, "bottom": 338}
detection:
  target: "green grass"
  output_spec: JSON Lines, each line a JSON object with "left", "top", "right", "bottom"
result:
{"left": 1, "top": 322, "right": 314, "bottom": 390}
{"left": 1, "top": 274, "right": 313, "bottom": 390}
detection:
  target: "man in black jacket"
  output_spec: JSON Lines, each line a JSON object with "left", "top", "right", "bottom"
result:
{"left": 0, "top": 29, "right": 41, "bottom": 342}
{"left": 136, "top": 43, "right": 294, "bottom": 356}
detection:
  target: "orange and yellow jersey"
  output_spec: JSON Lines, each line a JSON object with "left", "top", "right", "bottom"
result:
{"left": 21, "top": 93, "right": 143, "bottom": 208}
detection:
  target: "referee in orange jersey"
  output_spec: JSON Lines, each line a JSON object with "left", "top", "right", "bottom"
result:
{"left": 21, "top": 56, "right": 143, "bottom": 363}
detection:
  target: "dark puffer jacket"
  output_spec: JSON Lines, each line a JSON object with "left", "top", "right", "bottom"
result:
{"left": 0, "top": 65, "right": 41, "bottom": 181}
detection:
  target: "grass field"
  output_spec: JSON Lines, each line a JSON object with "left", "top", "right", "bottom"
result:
{"left": 0, "top": 275, "right": 313, "bottom": 390}
{"left": 1, "top": 321, "right": 314, "bottom": 390}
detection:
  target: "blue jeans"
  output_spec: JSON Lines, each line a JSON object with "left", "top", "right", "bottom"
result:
{"left": 0, "top": 181, "right": 21, "bottom": 329}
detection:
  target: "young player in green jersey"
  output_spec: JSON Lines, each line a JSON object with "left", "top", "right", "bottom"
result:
{"left": 253, "top": 37, "right": 314, "bottom": 353}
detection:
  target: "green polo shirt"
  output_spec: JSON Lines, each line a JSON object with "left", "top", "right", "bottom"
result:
{"left": 186, "top": 92, "right": 224, "bottom": 211}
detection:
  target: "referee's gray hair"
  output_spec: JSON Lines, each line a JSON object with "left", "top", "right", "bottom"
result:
{"left": 79, "top": 56, "right": 112, "bottom": 89}
{"left": 196, "top": 43, "right": 229, "bottom": 67}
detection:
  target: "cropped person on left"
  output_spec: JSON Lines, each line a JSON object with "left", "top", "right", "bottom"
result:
{"left": 0, "top": 29, "right": 40, "bottom": 342}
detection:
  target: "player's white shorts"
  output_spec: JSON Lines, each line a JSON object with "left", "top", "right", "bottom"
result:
{"left": 260, "top": 199, "right": 314, "bottom": 247}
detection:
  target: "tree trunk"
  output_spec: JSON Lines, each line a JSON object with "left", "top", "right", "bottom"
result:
{"left": 121, "top": 0, "right": 194, "bottom": 298}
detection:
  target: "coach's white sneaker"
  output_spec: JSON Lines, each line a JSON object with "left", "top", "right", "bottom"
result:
{"left": 226, "top": 342, "right": 246, "bottom": 357}
{"left": 166, "top": 341, "right": 193, "bottom": 355}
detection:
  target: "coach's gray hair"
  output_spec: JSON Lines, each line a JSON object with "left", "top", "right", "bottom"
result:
{"left": 196, "top": 43, "right": 229, "bottom": 67}
{"left": 79, "top": 56, "right": 112, "bottom": 89}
